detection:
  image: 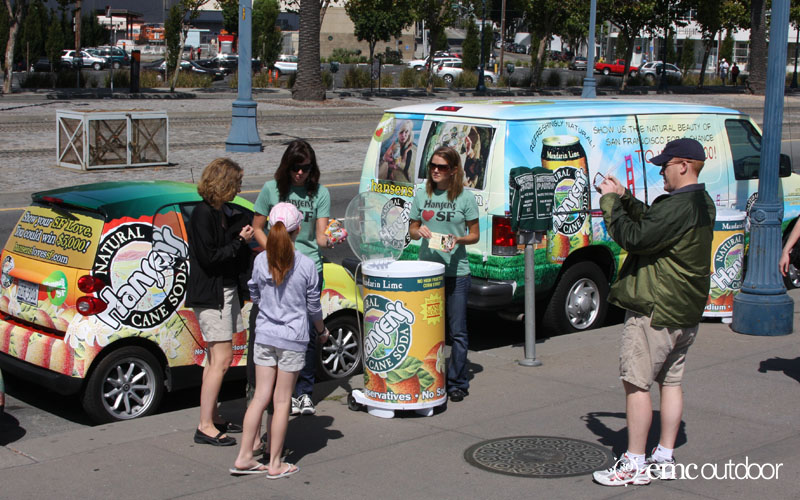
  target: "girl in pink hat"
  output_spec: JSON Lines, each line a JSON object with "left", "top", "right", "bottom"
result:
{"left": 230, "top": 203, "right": 329, "bottom": 479}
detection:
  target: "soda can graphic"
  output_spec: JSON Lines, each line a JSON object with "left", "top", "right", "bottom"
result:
{"left": 541, "top": 135, "right": 591, "bottom": 264}
{"left": 704, "top": 210, "right": 746, "bottom": 321}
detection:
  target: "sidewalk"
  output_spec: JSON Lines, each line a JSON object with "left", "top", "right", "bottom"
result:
{"left": 0, "top": 291, "right": 797, "bottom": 499}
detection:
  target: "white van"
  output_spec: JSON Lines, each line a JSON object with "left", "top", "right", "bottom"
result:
{"left": 357, "top": 99, "right": 797, "bottom": 332}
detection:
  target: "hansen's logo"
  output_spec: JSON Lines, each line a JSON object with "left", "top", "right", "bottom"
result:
{"left": 93, "top": 223, "right": 189, "bottom": 330}
{"left": 363, "top": 295, "right": 414, "bottom": 374}
{"left": 551, "top": 167, "right": 589, "bottom": 235}
{"left": 379, "top": 197, "right": 411, "bottom": 250}
{"left": 710, "top": 232, "right": 744, "bottom": 291}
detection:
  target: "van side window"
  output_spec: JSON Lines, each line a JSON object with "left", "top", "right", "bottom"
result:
{"left": 725, "top": 119, "right": 762, "bottom": 180}
{"left": 420, "top": 121, "right": 495, "bottom": 189}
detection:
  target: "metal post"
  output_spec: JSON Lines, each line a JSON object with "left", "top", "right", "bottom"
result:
{"left": 225, "top": 0, "right": 262, "bottom": 153}
{"left": 731, "top": 0, "right": 794, "bottom": 336}
{"left": 476, "top": 0, "right": 487, "bottom": 92}
{"left": 581, "top": 0, "right": 597, "bottom": 98}
{"left": 518, "top": 232, "right": 542, "bottom": 367}
{"left": 791, "top": 28, "right": 799, "bottom": 89}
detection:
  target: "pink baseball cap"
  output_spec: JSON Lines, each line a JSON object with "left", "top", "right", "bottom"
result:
{"left": 269, "top": 202, "right": 303, "bottom": 232}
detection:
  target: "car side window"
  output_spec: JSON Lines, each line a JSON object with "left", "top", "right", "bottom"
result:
{"left": 725, "top": 119, "right": 763, "bottom": 180}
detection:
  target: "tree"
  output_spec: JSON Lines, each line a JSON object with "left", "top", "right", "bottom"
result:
{"left": 168, "top": 0, "right": 209, "bottom": 92}
{"left": 220, "top": 0, "right": 238, "bottom": 35}
{"left": 3, "top": 0, "right": 26, "bottom": 93}
{"left": 45, "top": 9, "right": 64, "bottom": 71}
{"left": 680, "top": 38, "right": 695, "bottom": 75}
{"left": 411, "top": 0, "right": 458, "bottom": 93}
{"left": 18, "top": 0, "right": 47, "bottom": 64}
{"left": 524, "top": 0, "right": 568, "bottom": 88}
{"left": 599, "top": 0, "right": 656, "bottom": 90}
{"left": 462, "top": 18, "right": 480, "bottom": 70}
{"left": 164, "top": 4, "right": 182, "bottom": 91}
{"left": 81, "top": 11, "right": 108, "bottom": 48}
{"left": 748, "top": 0, "right": 767, "bottom": 94}
{"left": 557, "top": 0, "right": 590, "bottom": 57}
{"left": 721, "top": 30, "right": 734, "bottom": 63}
{"left": 293, "top": 0, "right": 325, "bottom": 100}
{"left": 345, "top": 0, "right": 413, "bottom": 67}
{"left": 253, "top": 0, "right": 282, "bottom": 67}
{"left": 693, "top": 0, "right": 746, "bottom": 88}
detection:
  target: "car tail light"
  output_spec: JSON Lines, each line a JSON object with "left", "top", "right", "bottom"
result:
{"left": 78, "top": 275, "right": 105, "bottom": 293}
{"left": 435, "top": 105, "right": 462, "bottom": 112}
{"left": 76, "top": 296, "right": 107, "bottom": 316}
{"left": 492, "top": 215, "right": 518, "bottom": 256}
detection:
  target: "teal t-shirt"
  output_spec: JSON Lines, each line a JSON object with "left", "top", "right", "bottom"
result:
{"left": 409, "top": 186, "right": 479, "bottom": 277}
{"left": 253, "top": 179, "right": 331, "bottom": 273}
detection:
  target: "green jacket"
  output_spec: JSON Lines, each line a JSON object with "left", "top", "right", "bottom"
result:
{"left": 600, "top": 184, "right": 715, "bottom": 328}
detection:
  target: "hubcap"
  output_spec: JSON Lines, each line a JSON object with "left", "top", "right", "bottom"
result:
{"left": 564, "top": 278, "right": 600, "bottom": 330}
{"left": 789, "top": 263, "right": 800, "bottom": 288}
{"left": 101, "top": 357, "right": 156, "bottom": 420}
{"left": 320, "top": 326, "right": 360, "bottom": 378}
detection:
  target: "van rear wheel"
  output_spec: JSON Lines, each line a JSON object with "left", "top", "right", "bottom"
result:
{"left": 543, "top": 261, "right": 609, "bottom": 333}
{"left": 82, "top": 346, "right": 164, "bottom": 423}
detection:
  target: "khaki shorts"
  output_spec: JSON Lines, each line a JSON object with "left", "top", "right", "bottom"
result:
{"left": 253, "top": 343, "right": 306, "bottom": 372}
{"left": 194, "top": 287, "right": 243, "bottom": 343}
{"left": 619, "top": 311, "right": 698, "bottom": 390}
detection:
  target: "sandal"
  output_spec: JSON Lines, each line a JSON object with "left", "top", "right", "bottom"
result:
{"left": 266, "top": 462, "right": 299, "bottom": 479}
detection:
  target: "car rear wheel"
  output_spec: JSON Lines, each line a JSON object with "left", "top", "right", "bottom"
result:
{"left": 82, "top": 346, "right": 164, "bottom": 423}
{"left": 92, "top": 62, "right": 102, "bottom": 71}
{"left": 543, "top": 261, "right": 609, "bottom": 334}
{"left": 443, "top": 74, "right": 454, "bottom": 84}
{"left": 317, "top": 314, "right": 362, "bottom": 380}
{"left": 602, "top": 68, "right": 610, "bottom": 76}
{"left": 484, "top": 75, "right": 493, "bottom": 84}
{"left": 113, "top": 61, "right": 121, "bottom": 69}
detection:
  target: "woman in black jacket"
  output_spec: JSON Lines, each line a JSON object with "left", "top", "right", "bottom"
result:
{"left": 187, "top": 158, "right": 254, "bottom": 446}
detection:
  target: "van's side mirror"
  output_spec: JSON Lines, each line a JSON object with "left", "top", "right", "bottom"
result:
{"left": 780, "top": 153, "right": 792, "bottom": 177}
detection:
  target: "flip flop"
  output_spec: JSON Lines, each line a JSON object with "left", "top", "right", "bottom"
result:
{"left": 229, "top": 463, "right": 269, "bottom": 475}
{"left": 266, "top": 463, "right": 299, "bottom": 480}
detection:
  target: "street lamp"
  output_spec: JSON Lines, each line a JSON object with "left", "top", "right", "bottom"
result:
{"left": 476, "top": 0, "right": 487, "bottom": 92}
{"left": 581, "top": 0, "right": 597, "bottom": 98}
{"left": 791, "top": 27, "right": 799, "bottom": 89}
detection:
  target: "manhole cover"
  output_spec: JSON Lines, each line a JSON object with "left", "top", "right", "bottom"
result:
{"left": 464, "top": 436, "right": 614, "bottom": 478}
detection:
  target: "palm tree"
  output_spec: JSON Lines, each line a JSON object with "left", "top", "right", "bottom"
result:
{"left": 293, "top": 0, "right": 325, "bottom": 101}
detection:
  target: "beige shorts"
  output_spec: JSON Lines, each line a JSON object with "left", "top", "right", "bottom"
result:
{"left": 253, "top": 343, "right": 306, "bottom": 372}
{"left": 619, "top": 311, "right": 698, "bottom": 390}
{"left": 194, "top": 287, "right": 243, "bottom": 343}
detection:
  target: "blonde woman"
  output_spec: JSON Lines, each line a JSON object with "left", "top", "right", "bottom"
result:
{"left": 187, "top": 158, "right": 254, "bottom": 446}
{"left": 380, "top": 119, "right": 416, "bottom": 183}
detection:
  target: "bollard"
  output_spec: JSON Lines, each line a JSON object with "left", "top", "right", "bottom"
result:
{"left": 518, "top": 231, "right": 542, "bottom": 367}
{"left": 130, "top": 50, "right": 140, "bottom": 93}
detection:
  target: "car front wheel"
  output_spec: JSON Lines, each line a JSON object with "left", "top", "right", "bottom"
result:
{"left": 93, "top": 62, "right": 102, "bottom": 71}
{"left": 113, "top": 61, "right": 121, "bottom": 69}
{"left": 82, "top": 346, "right": 164, "bottom": 423}
{"left": 317, "top": 314, "right": 362, "bottom": 380}
{"left": 602, "top": 68, "right": 610, "bottom": 76}
{"left": 443, "top": 74, "right": 454, "bottom": 84}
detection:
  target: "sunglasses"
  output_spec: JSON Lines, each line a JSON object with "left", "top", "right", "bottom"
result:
{"left": 290, "top": 162, "right": 313, "bottom": 173}
{"left": 429, "top": 162, "right": 452, "bottom": 171}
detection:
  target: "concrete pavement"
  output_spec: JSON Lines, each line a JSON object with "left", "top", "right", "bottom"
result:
{"left": 0, "top": 289, "right": 798, "bottom": 499}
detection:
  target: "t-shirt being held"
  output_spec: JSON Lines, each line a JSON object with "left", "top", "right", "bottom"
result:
{"left": 410, "top": 186, "right": 479, "bottom": 277}
{"left": 254, "top": 179, "right": 331, "bottom": 273}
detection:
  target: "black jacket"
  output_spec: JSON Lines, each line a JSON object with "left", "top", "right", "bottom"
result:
{"left": 185, "top": 200, "right": 252, "bottom": 309}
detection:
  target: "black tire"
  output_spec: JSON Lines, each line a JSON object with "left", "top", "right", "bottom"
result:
{"left": 317, "top": 314, "right": 362, "bottom": 381}
{"left": 347, "top": 392, "right": 364, "bottom": 412}
{"left": 113, "top": 61, "right": 121, "bottom": 69}
{"left": 630, "top": 70, "right": 638, "bottom": 77}
{"left": 543, "top": 261, "right": 609, "bottom": 334}
{"left": 484, "top": 75, "right": 493, "bottom": 84}
{"left": 82, "top": 346, "right": 164, "bottom": 424}
{"left": 645, "top": 74, "right": 655, "bottom": 83}
{"left": 602, "top": 68, "right": 610, "bottom": 76}
{"left": 443, "top": 74, "right": 454, "bottom": 84}
{"left": 92, "top": 62, "right": 102, "bottom": 71}
{"left": 783, "top": 233, "right": 800, "bottom": 289}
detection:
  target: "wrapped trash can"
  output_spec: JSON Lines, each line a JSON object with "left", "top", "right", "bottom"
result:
{"left": 704, "top": 209, "right": 746, "bottom": 323}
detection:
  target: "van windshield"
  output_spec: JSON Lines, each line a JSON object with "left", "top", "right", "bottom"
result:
{"left": 420, "top": 122, "right": 495, "bottom": 189}
{"left": 4, "top": 204, "right": 104, "bottom": 269}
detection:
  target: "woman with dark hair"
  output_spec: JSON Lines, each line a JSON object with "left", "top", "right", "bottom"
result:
{"left": 408, "top": 146, "right": 480, "bottom": 403}
{"left": 187, "top": 158, "right": 254, "bottom": 446}
{"left": 252, "top": 140, "right": 332, "bottom": 421}
{"left": 230, "top": 203, "right": 328, "bottom": 478}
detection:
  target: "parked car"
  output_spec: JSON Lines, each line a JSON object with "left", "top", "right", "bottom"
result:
{"left": 568, "top": 56, "right": 588, "bottom": 71}
{"left": 434, "top": 60, "right": 498, "bottom": 85}
{"left": 273, "top": 54, "right": 297, "bottom": 75}
{"left": 204, "top": 54, "right": 263, "bottom": 75}
{"left": 594, "top": 58, "right": 638, "bottom": 76}
{"left": 158, "top": 59, "right": 226, "bottom": 80}
{"left": 639, "top": 61, "right": 682, "bottom": 82}
{"left": 87, "top": 46, "right": 130, "bottom": 69}
{"left": 433, "top": 50, "right": 460, "bottom": 59}
{"left": 0, "top": 181, "right": 361, "bottom": 423}
{"left": 60, "top": 50, "right": 107, "bottom": 70}
{"left": 30, "top": 57, "right": 54, "bottom": 72}
{"left": 407, "top": 56, "right": 460, "bottom": 71}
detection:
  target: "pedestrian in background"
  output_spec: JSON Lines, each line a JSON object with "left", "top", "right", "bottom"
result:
{"left": 731, "top": 63, "right": 740, "bottom": 86}
{"left": 408, "top": 146, "right": 480, "bottom": 403}
{"left": 230, "top": 203, "right": 329, "bottom": 478}
{"left": 719, "top": 58, "right": 729, "bottom": 84}
{"left": 187, "top": 158, "right": 254, "bottom": 447}
{"left": 252, "top": 140, "right": 334, "bottom": 422}
{"left": 592, "top": 138, "right": 715, "bottom": 486}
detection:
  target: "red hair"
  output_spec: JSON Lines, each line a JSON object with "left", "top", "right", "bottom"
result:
{"left": 266, "top": 222, "right": 295, "bottom": 286}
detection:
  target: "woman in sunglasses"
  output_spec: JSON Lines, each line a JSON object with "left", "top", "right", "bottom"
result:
{"left": 251, "top": 140, "right": 332, "bottom": 441}
{"left": 408, "top": 146, "right": 480, "bottom": 403}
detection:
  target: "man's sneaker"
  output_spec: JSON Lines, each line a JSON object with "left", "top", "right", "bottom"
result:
{"left": 593, "top": 454, "right": 651, "bottom": 486}
{"left": 290, "top": 397, "right": 301, "bottom": 416}
{"left": 298, "top": 394, "right": 315, "bottom": 415}
{"left": 647, "top": 450, "right": 677, "bottom": 480}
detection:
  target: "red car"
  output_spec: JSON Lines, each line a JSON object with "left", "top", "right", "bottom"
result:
{"left": 594, "top": 58, "right": 638, "bottom": 76}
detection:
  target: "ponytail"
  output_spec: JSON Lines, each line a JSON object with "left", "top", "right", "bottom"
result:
{"left": 266, "top": 221, "right": 295, "bottom": 286}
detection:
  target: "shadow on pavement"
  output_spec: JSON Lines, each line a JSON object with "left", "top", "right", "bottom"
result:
{"left": 758, "top": 356, "right": 800, "bottom": 383}
{"left": 0, "top": 411, "right": 26, "bottom": 445}
{"left": 582, "top": 410, "right": 687, "bottom": 458}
